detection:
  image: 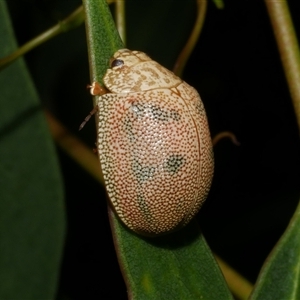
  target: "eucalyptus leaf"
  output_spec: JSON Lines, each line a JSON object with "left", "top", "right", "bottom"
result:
{"left": 82, "top": 0, "right": 233, "bottom": 298}
{"left": 250, "top": 200, "right": 300, "bottom": 300}
{"left": 0, "top": 1, "right": 65, "bottom": 298}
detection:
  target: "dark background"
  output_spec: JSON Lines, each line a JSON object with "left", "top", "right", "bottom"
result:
{"left": 6, "top": 0, "right": 300, "bottom": 298}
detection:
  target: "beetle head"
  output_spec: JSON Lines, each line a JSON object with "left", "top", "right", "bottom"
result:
{"left": 103, "top": 49, "right": 181, "bottom": 94}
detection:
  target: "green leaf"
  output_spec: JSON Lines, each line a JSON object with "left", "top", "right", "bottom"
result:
{"left": 110, "top": 212, "right": 234, "bottom": 299}
{"left": 0, "top": 1, "right": 65, "bottom": 299}
{"left": 83, "top": 0, "right": 124, "bottom": 83}
{"left": 82, "top": 0, "right": 232, "bottom": 298}
{"left": 212, "top": 0, "right": 224, "bottom": 9}
{"left": 250, "top": 200, "right": 300, "bottom": 300}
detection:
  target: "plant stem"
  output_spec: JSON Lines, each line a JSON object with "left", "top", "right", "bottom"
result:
{"left": 44, "top": 110, "right": 104, "bottom": 184}
{"left": 0, "top": 6, "right": 85, "bottom": 71}
{"left": 173, "top": 0, "right": 207, "bottom": 77}
{"left": 212, "top": 131, "right": 240, "bottom": 146}
{"left": 265, "top": 0, "right": 300, "bottom": 130}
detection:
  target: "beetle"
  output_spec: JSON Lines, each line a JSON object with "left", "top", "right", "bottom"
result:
{"left": 84, "top": 49, "right": 214, "bottom": 236}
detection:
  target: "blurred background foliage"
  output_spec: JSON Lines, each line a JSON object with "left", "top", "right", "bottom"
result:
{"left": 3, "top": 0, "right": 300, "bottom": 298}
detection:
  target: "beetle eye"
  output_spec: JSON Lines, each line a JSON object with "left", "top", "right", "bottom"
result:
{"left": 111, "top": 59, "right": 124, "bottom": 68}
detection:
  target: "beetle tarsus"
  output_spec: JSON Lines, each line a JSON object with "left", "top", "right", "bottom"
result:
{"left": 79, "top": 106, "right": 98, "bottom": 131}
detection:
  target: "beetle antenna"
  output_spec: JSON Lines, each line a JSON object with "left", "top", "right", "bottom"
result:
{"left": 79, "top": 106, "right": 98, "bottom": 131}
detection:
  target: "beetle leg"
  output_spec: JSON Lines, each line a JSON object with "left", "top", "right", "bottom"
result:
{"left": 87, "top": 81, "right": 108, "bottom": 96}
{"left": 79, "top": 106, "right": 98, "bottom": 131}
{"left": 79, "top": 82, "right": 108, "bottom": 131}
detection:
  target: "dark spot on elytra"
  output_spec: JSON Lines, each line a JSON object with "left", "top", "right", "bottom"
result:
{"left": 131, "top": 103, "right": 146, "bottom": 118}
{"left": 137, "top": 194, "right": 147, "bottom": 211}
{"left": 136, "top": 193, "right": 154, "bottom": 229}
{"left": 132, "top": 160, "right": 156, "bottom": 183}
{"left": 124, "top": 102, "right": 181, "bottom": 146}
{"left": 150, "top": 106, "right": 181, "bottom": 122}
{"left": 164, "top": 154, "right": 185, "bottom": 175}
{"left": 123, "top": 103, "right": 146, "bottom": 143}
{"left": 129, "top": 103, "right": 181, "bottom": 122}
